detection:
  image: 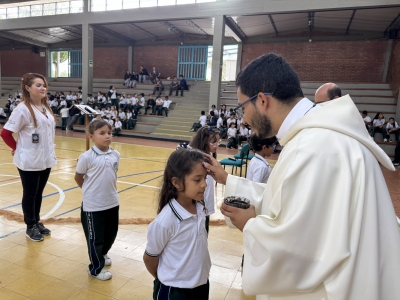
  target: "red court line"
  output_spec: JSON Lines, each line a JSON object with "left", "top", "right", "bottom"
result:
{"left": 0, "top": 177, "right": 20, "bottom": 183}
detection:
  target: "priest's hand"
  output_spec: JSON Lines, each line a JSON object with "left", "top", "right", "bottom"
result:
{"left": 220, "top": 203, "right": 256, "bottom": 232}
{"left": 203, "top": 154, "right": 228, "bottom": 185}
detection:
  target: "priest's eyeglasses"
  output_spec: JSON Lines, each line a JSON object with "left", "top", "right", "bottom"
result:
{"left": 234, "top": 92, "right": 273, "bottom": 119}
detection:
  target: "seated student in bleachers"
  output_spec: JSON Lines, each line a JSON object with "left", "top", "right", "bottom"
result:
{"left": 145, "top": 95, "right": 156, "bottom": 115}
{"left": 129, "top": 72, "right": 138, "bottom": 88}
{"left": 100, "top": 107, "right": 106, "bottom": 118}
{"left": 226, "top": 112, "right": 237, "bottom": 127}
{"left": 160, "top": 96, "right": 172, "bottom": 117}
{"left": 8, "top": 94, "right": 15, "bottom": 104}
{"left": 87, "top": 94, "right": 95, "bottom": 107}
{"left": 72, "top": 91, "right": 78, "bottom": 102}
{"left": 108, "top": 118, "right": 114, "bottom": 127}
{"left": 207, "top": 111, "right": 218, "bottom": 127}
{"left": 139, "top": 65, "right": 149, "bottom": 83}
{"left": 47, "top": 92, "right": 55, "bottom": 101}
{"left": 124, "top": 70, "right": 131, "bottom": 86}
{"left": 118, "top": 108, "right": 126, "bottom": 129}
{"left": 97, "top": 92, "right": 105, "bottom": 108}
{"left": 4, "top": 100, "right": 11, "bottom": 115}
{"left": 131, "top": 93, "right": 139, "bottom": 110}
{"left": 152, "top": 78, "right": 164, "bottom": 96}
{"left": 386, "top": 117, "right": 400, "bottom": 142}
{"left": 370, "top": 112, "right": 388, "bottom": 141}
{"left": 178, "top": 75, "right": 188, "bottom": 96}
{"left": 226, "top": 122, "right": 238, "bottom": 149}
{"left": 9, "top": 100, "right": 19, "bottom": 114}
{"left": 190, "top": 111, "right": 207, "bottom": 132}
{"left": 119, "top": 94, "right": 127, "bottom": 111}
{"left": 246, "top": 134, "right": 277, "bottom": 184}
{"left": 127, "top": 109, "right": 138, "bottom": 130}
{"left": 169, "top": 76, "right": 180, "bottom": 96}
{"left": 209, "top": 105, "right": 219, "bottom": 118}
{"left": 217, "top": 113, "right": 228, "bottom": 139}
{"left": 109, "top": 106, "right": 117, "bottom": 121}
{"left": 112, "top": 117, "right": 122, "bottom": 137}
{"left": 150, "top": 66, "right": 161, "bottom": 84}
{"left": 237, "top": 123, "right": 249, "bottom": 147}
{"left": 220, "top": 104, "right": 227, "bottom": 117}
{"left": 50, "top": 97, "right": 59, "bottom": 114}
{"left": 58, "top": 96, "right": 67, "bottom": 113}
{"left": 94, "top": 105, "right": 100, "bottom": 115}
{"left": 155, "top": 95, "right": 164, "bottom": 115}
{"left": 91, "top": 114, "right": 102, "bottom": 122}
{"left": 362, "top": 110, "right": 371, "bottom": 131}
{"left": 135, "top": 93, "right": 145, "bottom": 114}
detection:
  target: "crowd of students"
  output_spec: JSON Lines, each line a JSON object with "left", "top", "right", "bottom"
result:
{"left": 362, "top": 110, "right": 400, "bottom": 142}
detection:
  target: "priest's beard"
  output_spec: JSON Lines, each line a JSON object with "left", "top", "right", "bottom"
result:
{"left": 251, "top": 109, "right": 273, "bottom": 138}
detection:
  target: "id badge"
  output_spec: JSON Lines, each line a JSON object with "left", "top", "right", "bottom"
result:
{"left": 32, "top": 133, "right": 39, "bottom": 143}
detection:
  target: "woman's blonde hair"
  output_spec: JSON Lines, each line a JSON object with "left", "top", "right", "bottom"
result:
{"left": 21, "top": 73, "right": 53, "bottom": 128}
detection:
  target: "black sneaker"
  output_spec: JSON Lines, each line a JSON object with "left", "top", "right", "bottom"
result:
{"left": 37, "top": 222, "right": 51, "bottom": 236}
{"left": 26, "top": 224, "right": 44, "bottom": 242}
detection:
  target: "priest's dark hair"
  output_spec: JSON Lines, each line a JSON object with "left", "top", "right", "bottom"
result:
{"left": 236, "top": 53, "right": 304, "bottom": 105}
{"left": 158, "top": 149, "right": 206, "bottom": 214}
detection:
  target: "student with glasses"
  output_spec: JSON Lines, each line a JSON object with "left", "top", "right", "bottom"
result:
{"left": 203, "top": 53, "right": 400, "bottom": 299}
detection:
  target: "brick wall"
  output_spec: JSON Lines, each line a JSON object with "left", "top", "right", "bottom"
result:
{"left": 133, "top": 45, "right": 178, "bottom": 79}
{"left": 387, "top": 40, "right": 400, "bottom": 98}
{"left": 94, "top": 46, "right": 129, "bottom": 78}
{"left": 1, "top": 49, "right": 46, "bottom": 77}
{"left": 241, "top": 40, "right": 388, "bottom": 83}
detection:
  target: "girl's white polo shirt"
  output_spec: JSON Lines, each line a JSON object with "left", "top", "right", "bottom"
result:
{"left": 4, "top": 103, "right": 57, "bottom": 171}
{"left": 76, "top": 146, "right": 120, "bottom": 212}
{"left": 145, "top": 199, "right": 211, "bottom": 289}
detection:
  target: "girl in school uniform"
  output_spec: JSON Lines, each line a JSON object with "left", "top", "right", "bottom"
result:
{"left": 0, "top": 73, "right": 56, "bottom": 242}
{"left": 144, "top": 149, "right": 211, "bottom": 300}
{"left": 189, "top": 126, "right": 220, "bottom": 233}
{"left": 246, "top": 134, "right": 277, "bottom": 184}
{"left": 75, "top": 119, "right": 120, "bottom": 281}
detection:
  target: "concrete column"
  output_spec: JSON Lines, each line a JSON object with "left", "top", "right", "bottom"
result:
{"left": 382, "top": 39, "right": 393, "bottom": 82}
{"left": 46, "top": 48, "right": 51, "bottom": 78}
{"left": 128, "top": 46, "right": 133, "bottom": 72}
{"left": 236, "top": 42, "right": 242, "bottom": 77}
{"left": 82, "top": 23, "right": 94, "bottom": 102}
{"left": 209, "top": 15, "right": 225, "bottom": 108}
{"left": 83, "top": 0, "right": 89, "bottom": 13}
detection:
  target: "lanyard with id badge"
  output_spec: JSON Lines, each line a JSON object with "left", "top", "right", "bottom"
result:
{"left": 32, "top": 130, "right": 39, "bottom": 143}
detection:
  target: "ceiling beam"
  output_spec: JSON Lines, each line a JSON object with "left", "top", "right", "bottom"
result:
{"left": 384, "top": 13, "right": 400, "bottom": 34}
{"left": 159, "top": 21, "right": 185, "bottom": 37}
{"left": 0, "top": 31, "right": 48, "bottom": 48}
{"left": 125, "top": 23, "right": 158, "bottom": 40}
{"left": 26, "top": 29, "right": 68, "bottom": 42}
{"left": 92, "top": 25, "right": 135, "bottom": 45}
{"left": 225, "top": 16, "right": 247, "bottom": 42}
{"left": 346, "top": 10, "right": 357, "bottom": 35}
{"left": 0, "top": 0, "right": 398, "bottom": 31}
{"left": 59, "top": 26, "right": 82, "bottom": 39}
{"left": 184, "top": 20, "right": 209, "bottom": 36}
{"left": 268, "top": 15, "right": 279, "bottom": 36}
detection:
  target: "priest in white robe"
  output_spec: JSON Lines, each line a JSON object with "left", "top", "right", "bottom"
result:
{"left": 204, "top": 53, "right": 400, "bottom": 300}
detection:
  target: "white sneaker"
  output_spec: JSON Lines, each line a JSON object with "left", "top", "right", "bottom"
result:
{"left": 88, "top": 269, "right": 112, "bottom": 281}
{"left": 384, "top": 139, "right": 388, "bottom": 142}
{"left": 104, "top": 254, "right": 112, "bottom": 266}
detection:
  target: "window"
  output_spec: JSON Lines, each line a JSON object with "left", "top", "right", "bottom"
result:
{"left": 195, "top": 0, "right": 216, "bottom": 2}
{"left": 7, "top": 7, "right": 18, "bottom": 19}
{"left": 91, "top": 0, "right": 106, "bottom": 11}
{"left": 177, "top": 0, "right": 195, "bottom": 4}
{"left": 18, "top": 6, "right": 31, "bottom": 18}
{"left": 56, "top": 2, "right": 70, "bottom": 14}
{"left": 123, "top": 0, "right": 140, "bottom": 9}
{"left": 140, "top": 0, "right": 157, "bottom": 8}
{"left": 31, "top": 5, "right": 43, "bottom": 17}
{"left": 43, "top": 3, "right": 56, "bottom": 15}
{"left": 70, "top": 1, "right": 84, "bottom": 13}
{"left": 158, "top": 0, "right": 176, "bottom": 6}
{"left": 107, "top": 0, "right": 122, "bottom": 10}
{"left": 0, "top": 8, "right": 6, "bottom": 19}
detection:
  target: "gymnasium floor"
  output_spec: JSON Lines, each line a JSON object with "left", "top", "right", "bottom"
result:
{"left": 0, "top": 129, "right": 399, "bottom": 300}
{"left": 0, "top": 129, "right": 264, "bottom": 300}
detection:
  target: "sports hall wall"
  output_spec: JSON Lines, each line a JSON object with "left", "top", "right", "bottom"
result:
{"left": 1, "top": 40, "right": 399, "bottom": 93}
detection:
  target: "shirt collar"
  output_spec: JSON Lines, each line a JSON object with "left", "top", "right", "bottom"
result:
{"left": 169, "top": 199, "right": 204, "bottom": 221}
{"left": 255, "top": 153, "right": 269, "bottom": 164}
{"left": 92, "top": 145, "right": 113, "bottom": 155}
{"left": 276, "top": 98, "right": 320, "bottom": 140}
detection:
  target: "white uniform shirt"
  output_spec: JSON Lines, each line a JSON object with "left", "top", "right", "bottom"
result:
{"left": 240, "top": 127, "right": 249, "bottom": 137}
{"left": 119, "top": 98, "right": 126, "bottom": 105}
{"left": 227, "top": 118, "right": 236, "bottom": 127}
{"left": 145, "top": 199, "right": 211, "bottom": 288}
{"left": 126, "top": 97, "right": 132, "bottom": 105}
{"left": 217, "top": 117, "right": 224, "bottom": 129}
{"left": 363, "top": 116, "right": 371, "bottom": 123}
{"left": 227, "top": 127, "right": 237, "bottom": 138}
{"left": 66, "top": 95, "right": 73, "bottom": 101}
{"left": 118, "top": 112, "right": 126, "bottom": 120}
{"left": 50, "top": 100, "right": 58, "bottom": 107}
{"left": 199, "top": 115, "right": 207, "bottom": 126}
{"left": 108, "top": 119, "right": 114, "bottom": 126}
{"left": 373, "top": 118, "right": 385, "bottom": 127}
{"left": 132, "top": 97, "right": 138, "bottom": 106}
{"left": 114, "top": 121, "right": 122, "bottom": 129}
{"left": 4, "top": 103, "right": 57, "bottom": 171}
{"left": 204, "top": 175, "right": 215, "bottom": 215}
{"left": 110, "top": 90, "right": 117, "bottom": 99}
{"left": 386, "top": 121, "right": 399, "bottom": 130}
{"left": 59, "top": 100, "right": 67, "bottom": 107}
{"left": 156, "top": 99, "right": 164, "bottom": 106}
{"left": 60, "top": 108, "right": 69, "bottom": 118}
{"left": 76, "top": 146, "right": 120, "bottom": 212}
{"left": 246, "top": 153, "right": 271, "bottom": 184}
{"left": 139, "top": 97, "right": 145, "bottom": 106}
{"left": 163, "top": 100, "right": 172, "bottom": 108}
{"left": 209, "top": 109, "right": 219, "bottom": 116}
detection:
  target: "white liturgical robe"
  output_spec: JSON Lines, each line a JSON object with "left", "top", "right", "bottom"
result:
{"left": 224, "top": 95, "right": 400, "bottom": 300}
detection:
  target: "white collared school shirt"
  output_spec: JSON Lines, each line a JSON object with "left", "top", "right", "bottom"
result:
{"left": 4, "top": 102, "right": 57, "bottom": 171}
{"left": 145, "top": 199, "right": 211, "bottom": 288}
{"left": 162, "top": 100, "right": 172, "bottom": 108}
{"left": 246, "top": 153, "right": 271, "bottom": 184}
{"left": 76, "top": 145, "right": 120, "bottom": 212}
